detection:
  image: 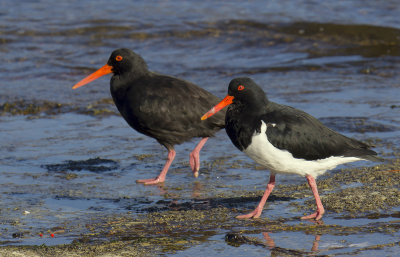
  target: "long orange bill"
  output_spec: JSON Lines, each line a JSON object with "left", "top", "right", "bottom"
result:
{"left": 201, "top": 95, "right": 234, "bottom": 120}
{"left": 72, "top": 64, "right": 113, "bottom": 89}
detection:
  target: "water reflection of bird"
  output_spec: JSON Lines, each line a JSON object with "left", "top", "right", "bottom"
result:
{"left": 73, "top": 48, "right": 225, "bottom": 185}
{"left": 202, "top": 77, "right": 380, "bottom": 220}
{"left": 263, "top": 232, "right": 321, "bottom": 254}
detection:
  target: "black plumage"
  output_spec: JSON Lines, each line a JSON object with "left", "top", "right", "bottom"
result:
{"left": 202, "top": 77, "right": 380, "bottom": 220}
{"left": 73, "top": 48, "right": 225, "bottom": 184}
{"left": 225, "top": 77, "right": 378, "bottom": 161}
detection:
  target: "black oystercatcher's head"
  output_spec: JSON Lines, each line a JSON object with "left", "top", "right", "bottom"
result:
{"left": 201, "top": 77, "right": 266, "bottom": 120}
{"left": 72, "top": 48, "right": 148, "bottom": 89}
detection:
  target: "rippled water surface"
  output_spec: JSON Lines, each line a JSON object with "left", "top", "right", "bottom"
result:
{"left": 1, "top": 0, "right": 400, "bottom": 256}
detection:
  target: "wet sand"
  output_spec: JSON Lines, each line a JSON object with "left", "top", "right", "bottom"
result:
{"left": 1, "top": 156, "right": 400, "bottom": 256}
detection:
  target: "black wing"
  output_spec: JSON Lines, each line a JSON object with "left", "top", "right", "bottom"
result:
{"left": 122, "top": 74, "right": 225, "bottom": 147}
{"left": 263, "top": 102, "right": 378, "bottom": 161}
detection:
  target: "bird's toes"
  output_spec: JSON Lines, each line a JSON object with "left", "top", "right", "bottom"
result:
{"left": 136, "top": 177, "right": 164, "bottom": 185}
{"left": 300, "top": 213, "right": 316, "bottom": 220}
{"left": 236, "top": 214, "right": 252, "bottom": 219}
{"left": 301, "top": 211, "right": 324, "bottom": 220}
{"left": 189, "top": 153, "right": 200, "bottom": 175}
{"left": 236, "top": 210, "right": 261, "bottom": 219}
{"left": 315, "top": 212, "right": 324, "bottom": 221}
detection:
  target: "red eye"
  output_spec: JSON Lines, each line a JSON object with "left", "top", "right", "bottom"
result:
{"left": 238, "top": 85, "right": 245, "bottom": 91}
{"left": 115, "top": 55, "right": 123, "bottom": 61}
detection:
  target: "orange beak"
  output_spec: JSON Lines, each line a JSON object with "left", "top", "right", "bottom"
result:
{"left": 72, "top": 64, "right": 113, "bottom": 89}
{"left": 201, "top": 95, "right": 234, "bottom": 120}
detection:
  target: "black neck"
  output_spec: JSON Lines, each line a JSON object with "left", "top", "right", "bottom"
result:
{"left": 225, "top": 100, "right": 269, "bottom": 151}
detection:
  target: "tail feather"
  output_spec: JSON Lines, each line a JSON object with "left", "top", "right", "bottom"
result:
{"left": 360, "top": 154, "right": 384, "bottom": 162}
{"left": 344, "top": 148, "right": 383, "bottom": 162}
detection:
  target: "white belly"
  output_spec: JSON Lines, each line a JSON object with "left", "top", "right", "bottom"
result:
{"left": 243, "top": 121, "right": 361, "bottom": 178}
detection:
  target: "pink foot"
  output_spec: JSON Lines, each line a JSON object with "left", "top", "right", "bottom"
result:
{"left": 236, "top": 174, "right": 276, "bottom": 219}
{"left": 300, "top": 210, "right": 324, "bottom": 220}
{"left": 189, "top": 152, "right": 199, "bottom": 177}
{"left": 189, "top": 137, "right": 208, "bottom": 178}
{"left": 136, "top": 149, "right": 176, "bottom": 185}
{"left": 136, "top": 177, "right": 165, "bottom": 185}
{"left": 236, "top": 207, "right": 263, "bottom": 219}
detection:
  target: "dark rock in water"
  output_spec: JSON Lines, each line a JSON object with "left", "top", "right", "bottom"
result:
{"left": 225, "top": 233, "right": 248, "bottom": 247}
{"left": 42, "top": 158, "right": 119, "bottom": 173}
{"left": 12, "top": 232, "right": 23, "bottom": 238}
{"left": 225, "top": 233, "right": 269, "bottom": 248}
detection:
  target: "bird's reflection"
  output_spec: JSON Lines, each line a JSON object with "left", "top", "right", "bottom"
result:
{"left": 262, "top": 232, "right": 321, "bottom": 253}
{"left": 191, "top": 181, "right": 203, "bottom": 198}
{"left": 145, "top": 180, "right": 211, "bottom": 211}
{"left": 150, "top": 180, "right": 205, "bottom": 198}
{"left": 154, "top": 183, "right": 168, "bottom": 195}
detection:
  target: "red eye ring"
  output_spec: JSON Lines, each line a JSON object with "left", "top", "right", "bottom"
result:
{"left": 238, "top": 85, "right": 245, "bottom": 91}
{"left": 115, "top": 55, "right": 123, "bottom": 61}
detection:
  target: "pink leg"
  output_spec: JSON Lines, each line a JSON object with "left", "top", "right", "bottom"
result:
{"left": 236, "top": 174, "right": 276, "bottom": 219}
{"left": 189, "top": 137, "right": 208, "bottom": 178}
{"left": 136, "top": 149, "right": 176, "bottom": 185}
{"left": 301, "top": 175, "right": 325, "bottom": 220}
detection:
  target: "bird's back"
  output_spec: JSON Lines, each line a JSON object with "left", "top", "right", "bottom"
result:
{"left": 111, "top": 73, "right": 225, "bottom": 148}
{"left": 263, "top": 102, "right": 379, "bottom": 161}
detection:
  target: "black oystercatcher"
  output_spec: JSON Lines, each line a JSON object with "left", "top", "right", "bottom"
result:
{"left": 202, "top": 77, "right": 379, "bottom": 220}
{"left": 73, "top": 48, "right": 225, "bottom": 185}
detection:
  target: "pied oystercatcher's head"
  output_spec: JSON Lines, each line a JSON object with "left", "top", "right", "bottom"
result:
{"left": 201, "top": 77, "right": 267, "bottom": 120}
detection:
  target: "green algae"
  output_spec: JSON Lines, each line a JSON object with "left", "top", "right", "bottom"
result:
{"left": 0, "top": 99, "right": 118, "bottom": 117}
{"left": 0, "top": 100, "right": 65, "bottom": 116}
{"left": 134, "top": 154, "right": 154, "bottom": 161}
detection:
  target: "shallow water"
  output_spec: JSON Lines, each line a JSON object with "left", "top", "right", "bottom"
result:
{"left": 0, "top": 0, "right": 400, "bottom": 256}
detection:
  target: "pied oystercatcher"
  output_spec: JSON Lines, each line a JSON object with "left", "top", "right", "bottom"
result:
{"left": 202, "top": 77, "right": 379, "bottom": 220}
{"left": 73, "top": 48, "right": 225, "bottom": 185}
